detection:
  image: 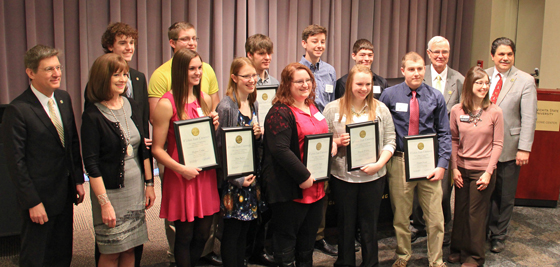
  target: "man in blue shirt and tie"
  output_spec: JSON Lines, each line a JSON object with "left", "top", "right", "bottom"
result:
{"left": 379, "top": 52, "right": 450, "bottom": 267}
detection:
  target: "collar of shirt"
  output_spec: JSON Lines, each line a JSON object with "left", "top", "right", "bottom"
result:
{"left": 30, "top": 84, "right": 59, "bottom": 118}
{"left": 430, "top": 64, "right": 448, "bottom": 93}
{"left": 300, "top": 55, "right": 321, "bottom": 71}
{"left": 490, "top": 66, "right": 511, "bottom": 96}
{"left": 257, "top": 70, "right": 271, "bottom": 85}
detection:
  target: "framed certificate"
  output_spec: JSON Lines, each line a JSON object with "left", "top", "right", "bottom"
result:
{"left": 404, "top": 134, "right": 438, "bottom": 181}
{"left": 173, "top": 116, "right": 219, "bottom": 170}
{"left": 221, "top": 126, "right": 256, "bottom": 179}
{"left": 303, "top": 133, "right": 333, "bottom": 182}
{"left": 256, "top": 85, "right": 278, "bottom": 125}
{"left": 345, "top": 121, "right": 379, "bottom": 171}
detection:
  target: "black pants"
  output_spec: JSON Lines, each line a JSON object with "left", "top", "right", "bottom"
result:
{"left": 271, "top": 198, "right": 324, "bottom": 265}
{"left": 20, "top": 201, "right": 73, "bottom": 267}
{"left": 488, "top": 160, "right": 520, "bottom": 241}
{"left": 221, "top": 218, "right": 251, "bottom": 267}
{"left": 411, "top": 167, "right": 453, "bottom": 232}
{"left": 174, "top": 216, "right": 214, "bottom": 267}
{"left": 331, "top": 177, "right": 386, "bottom": 267}
{"left": 451, "top": 167, "right": 496, "bottom": 266}
{"left": 246, "top": 208, "right": 273, "bottom": 257}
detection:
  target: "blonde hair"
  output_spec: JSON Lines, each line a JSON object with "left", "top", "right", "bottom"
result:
{"left": 338, "top": 65, "right": 377, "bottom": 124}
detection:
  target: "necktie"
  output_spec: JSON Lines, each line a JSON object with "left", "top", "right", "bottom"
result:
{"left": 126, "top": 77, "right": 133, "bottom": 98}
{"left": 48, "top": 99, "right": 65, "bottom": 146}
{"left": 490, "top": 74, "right": 502, "bottom": 104}
{"left": 409, "top": 91, "right": 419, "bottom": 136}
{"left": 435, "top": 75, "right": 443, "bottom": 93}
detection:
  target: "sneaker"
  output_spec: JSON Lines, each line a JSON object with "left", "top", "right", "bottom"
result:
{"left": 392, "top": 258, "right": 408, "bottom": 267}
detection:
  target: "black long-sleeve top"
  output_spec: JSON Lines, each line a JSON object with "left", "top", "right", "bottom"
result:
{"left": 81, "top": 97, "right": 151, "bottom": 189}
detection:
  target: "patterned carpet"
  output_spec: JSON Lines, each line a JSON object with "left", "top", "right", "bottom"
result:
{"left": 1, "top": 178, "right": 559, "bottom": 267}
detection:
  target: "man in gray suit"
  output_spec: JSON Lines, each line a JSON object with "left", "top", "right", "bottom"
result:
{"left": 486, "top": 37, "right": 537, "bottom": 253}
{"left": 410, "top": 36, "right": 464, "bottom": 246}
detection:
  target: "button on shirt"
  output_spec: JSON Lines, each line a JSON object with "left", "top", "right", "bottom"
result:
{"left": 379, "top": 82, "right": 451, "bottom": 168}
{"left": 299, "top": 56, "right": 336, "bottom": 112}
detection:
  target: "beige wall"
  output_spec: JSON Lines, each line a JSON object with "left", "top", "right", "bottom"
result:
{"left": 516, "top": 0, "right": 545, "bottom": 75}
{"left": 539, "top": 0, "right": 560, "bottom": 89}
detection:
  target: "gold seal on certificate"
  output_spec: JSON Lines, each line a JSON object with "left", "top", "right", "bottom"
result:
{"left": 174, "top": 117, "right": 219, "bottom": 170}
{"left": 346, "top": 121, "right": 379, "bottom": 171}
{"left": 222, "top": 127, "right": 256, "bottom": 179}
{"left": 303, "top": 133, "right": 333, "bottom": 182}
{"left": 256, "top": 85, "right": 278, "bottom": 126}
{"left": 191, "top": 127, "right": 200, "bottom": 136}
{"left": 404, "top": 134, "right": 438, "bottom": 181}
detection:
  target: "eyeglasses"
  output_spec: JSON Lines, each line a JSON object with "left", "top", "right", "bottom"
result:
{"left": 293, "top": 79, "right": 313, "bottom": 86}
{"left": 474, "top": 81, "right": 490, "bottom": 86}
{"left": 41, "top": 65, "right": 63, "bottom": 74}
{"left": 428, "top": 49, "right": 449, "bottom": 56}
{"left": 237, "top": 73, "right": 259, "bottom": 80}
{"left": 176, "top": 36, "right": 199, "bottom": 43}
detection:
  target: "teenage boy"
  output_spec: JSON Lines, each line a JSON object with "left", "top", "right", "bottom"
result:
{"left": 299, "top": 24, "right": 336, "bottom": 112}
{"left": 299, "top": 24, "right": 338, "bottom": 256}
{"left": 246, "top": 33, "right": 279, "bottom": 86}
{"left": 335, "top": 39, "right": 389, "bottom": 100}
{"left": 380, "top": 52, "right": 450, "bottom": 267}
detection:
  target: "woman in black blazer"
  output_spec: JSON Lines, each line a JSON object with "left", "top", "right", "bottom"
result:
{"left": 81, "top": 53, "right": 155, "bottom": 267}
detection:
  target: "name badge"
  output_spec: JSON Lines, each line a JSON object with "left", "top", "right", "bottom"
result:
{"left": 314, "top": 112, "right": 325, "bottom": 121}
{"left": 373, "top": 86, "right": 381, "bottom": 94}
{"left": 325, "top": 84, "right": 334, "bottom": 93}
{"left": 396, "top": 103, "right": 408, "bottom": 112}
{"left": 197, "top": 107, "right": 204, "bottom": 117}
{"left": 459, "top": 115, "right": 470, "bottom": 122}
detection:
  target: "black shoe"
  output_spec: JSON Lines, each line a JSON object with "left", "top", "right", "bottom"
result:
{"left": 410, "top": 229, "right": 427, "bottom": 243}
{"left": 202, "top": 252, "right": 223, "bottom": 266}
{"left": 249, "top": 251, "right": 275, "bottom": 266}
{"left": 314, "top": 239, "right": 338, "bottom": 256}
{"left": 354, "top": 239, "right": 361, "bottom": 252}
{"left": 490, "top": 240, "right": 505, "bottom": 253}
{"left": 442, "top": 232, "right": 451, "bottom": 246}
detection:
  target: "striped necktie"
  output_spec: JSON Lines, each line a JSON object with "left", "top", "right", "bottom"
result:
{"left": 48, "top": 98, "right": 65, "bottom": 147}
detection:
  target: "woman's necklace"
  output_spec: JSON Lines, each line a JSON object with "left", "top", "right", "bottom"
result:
{"left": 469, "top": 108, "right": 483, "bottom": 127}
{"left": 103, "top": 98, "right": 133, "bottom": 156}
{"left": 351, "top": 104, "right": 367, "bottom": 117}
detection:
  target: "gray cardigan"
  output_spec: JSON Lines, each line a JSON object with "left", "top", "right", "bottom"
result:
{"left": 215, "top": 94, "right": 260, "bottom": 187}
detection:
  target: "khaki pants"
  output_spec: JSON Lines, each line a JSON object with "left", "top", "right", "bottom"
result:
{"left": 387, "top": 154, "right": 444, "bottom": 266}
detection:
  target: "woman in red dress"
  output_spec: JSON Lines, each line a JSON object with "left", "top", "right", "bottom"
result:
{"left": 152, "top": 48, "right": 220, "bottom": 267}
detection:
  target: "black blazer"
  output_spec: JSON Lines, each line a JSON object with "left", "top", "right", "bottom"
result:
{"left": 1, "top": 88, "right": 84, "bottom": 215}
{"left": 84, "top": 67, "right": 150, "bottom": 138}
{"left": 81, "top": 97, "right": 151, "bottom": 189}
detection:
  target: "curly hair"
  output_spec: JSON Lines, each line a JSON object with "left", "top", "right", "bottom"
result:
{"left": 101, "top": 22, "right": 138, "bottom": 54}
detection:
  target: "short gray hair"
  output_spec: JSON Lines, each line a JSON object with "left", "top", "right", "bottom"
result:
{"left": 24, "top": 45, "right": 59, "bottom": 72}
{"left": 427, "top": 36, "right": 450, "bottom": 51}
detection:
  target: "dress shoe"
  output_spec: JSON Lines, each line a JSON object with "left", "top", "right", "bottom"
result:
{"left": 410, "top": 229, "right": 427, "bottom": 243}
{"left": 447, "top": 253, "right": 460, "bottom": 263}
{"left": 431, "top": 263, "right": 447, "bottom": 267}
{"left": 354, "top": 239, "right": 361, "bottom": 252}
{"left": 249, "top": 251, "right": 274, "bottom": 266}
{"left": 490, "top": 239, "right": 505, "bottom": 253}
{"left": 314, "top": 239, "right": 338, "bottom": 256}
{"left": 202, "top": 252, "right": 223, "bottom": 266}
{"left": 392, "top": 258, "right": 408, "bottom": 267}
{"left": 442, "top": 233, "right": 451, "bottom": 246}
{"left": 461, "top": 263, "right": 477, "bottom": 267}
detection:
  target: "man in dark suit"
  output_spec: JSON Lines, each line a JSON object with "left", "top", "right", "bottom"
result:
{"left": 485, "top": 37, "right": 537, "bottom": 253}
{"left": 411, "top": 36, "right": 464, "bottom": 246}
{"left": 1, "top": 44, "right": 85, "bottom": 266}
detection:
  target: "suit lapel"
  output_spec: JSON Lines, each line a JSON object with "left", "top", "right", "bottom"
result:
{"left": 130, "top": 68, "right": 142, "bottom": 101}
{"left": 444, "top": 70, "right": 455, "bottom": 104}
{"left": 24, "top": 89, "right": 64, "bottom": 147}
{"left": 497, "top": 67, "right": 518, "bottom": 105}
{"left": 54, "top": 90, "right": 69, "bottom": 148}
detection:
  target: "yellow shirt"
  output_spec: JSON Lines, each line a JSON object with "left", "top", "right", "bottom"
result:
{"left": 148, "top": 59, "right": 219, "bottom": 98}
